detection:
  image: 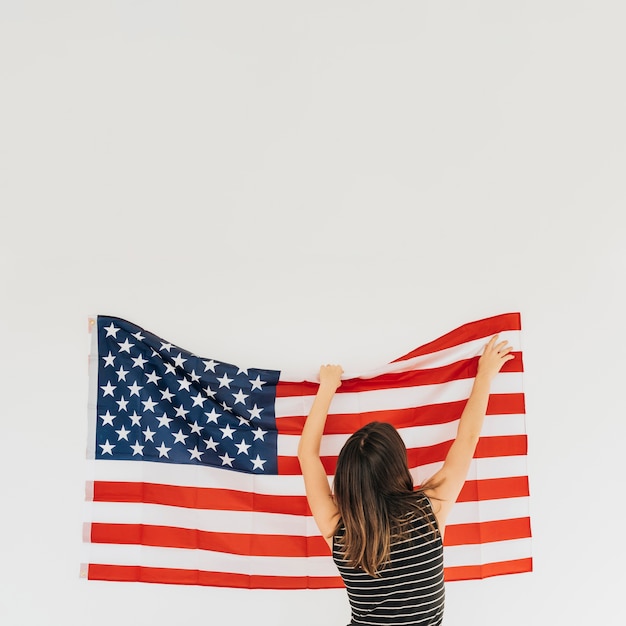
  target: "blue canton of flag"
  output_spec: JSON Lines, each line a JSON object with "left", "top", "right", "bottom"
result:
{"left": 95, "top": 316, "right": 280, "bottom": 474}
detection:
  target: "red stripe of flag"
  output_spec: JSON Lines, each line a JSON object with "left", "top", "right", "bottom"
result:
{"left": 443, "top": 517, "right": 532, "bottom": 546}
{"left": 92, "top": 475, "right": 528, "bottom": 515}
{"left": 456, "top": 476, "right": 529, "bottom": 502}
{"left": 393, "top": 312, "right": 522, "bottom": 363}
{"left": 407, "top": 434, "right": 527, "bottom": 468}
{"left": 276, "top": 393, "right": 526, "bottom": 434}
{"left": 444, "top": 557, "right": 533, "bottom": 582}
{"left": 276, "top": 352, "right": 523, "bottom": 398}
{"left": 90, "top": 523, "right": 330, "bottom": 556}
{"left": 89, "top": 515, "right": 530, "bottom": 556}
{"left": 93, "top": 482, "right": 309, "bottom": 515}
{"left": 277, "top": 434, "right": 528, "bottom": 475}
{"left": 87, "top": 557, "right": 533, "bottom": 588}
{"left": 87, "top": 564, "right": 345, "bottom": 589}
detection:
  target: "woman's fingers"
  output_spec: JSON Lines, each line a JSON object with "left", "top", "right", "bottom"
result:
{"left": 319, "top": 364, "right": 344, "bottom": 389}
{"left": 478, "top": 335, "right": 515, "bottom": 379}
{"left": 495, "top": 341, "right": 513, "bottom": 354}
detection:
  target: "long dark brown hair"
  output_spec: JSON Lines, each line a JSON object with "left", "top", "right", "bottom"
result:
{"left": 332, "top": 421, "right": 439, "bottom": 576}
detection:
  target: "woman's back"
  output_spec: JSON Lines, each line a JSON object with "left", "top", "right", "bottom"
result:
{"left": 333, "top": 494, "right": 445, "bottom": 626}
{"left": 298, "top": 345, "right": 513, "bottom": 624}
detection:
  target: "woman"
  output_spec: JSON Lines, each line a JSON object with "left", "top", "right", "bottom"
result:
{"left": 297, "top": 335, "right": 514, "bottom": 625}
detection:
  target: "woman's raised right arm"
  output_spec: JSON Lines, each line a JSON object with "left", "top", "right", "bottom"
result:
{"left": 424, "top": 335, "right": 515, "bottom": 533}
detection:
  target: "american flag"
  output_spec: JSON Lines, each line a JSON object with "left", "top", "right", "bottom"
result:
{"left": 82, "top": 313, "right": 532, "bottom": 588}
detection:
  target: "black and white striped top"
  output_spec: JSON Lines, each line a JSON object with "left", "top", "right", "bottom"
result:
{"left": 332, "top": 495, "right": 445, "bottom": 626}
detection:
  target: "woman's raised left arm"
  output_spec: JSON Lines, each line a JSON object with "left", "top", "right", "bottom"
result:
{"left": 297, "top": 365, "right": 343, "bottom": 548}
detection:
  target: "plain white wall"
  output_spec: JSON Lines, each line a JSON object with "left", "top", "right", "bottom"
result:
{"left": 1, "top": 1, "right": 624, "bottom": 624}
